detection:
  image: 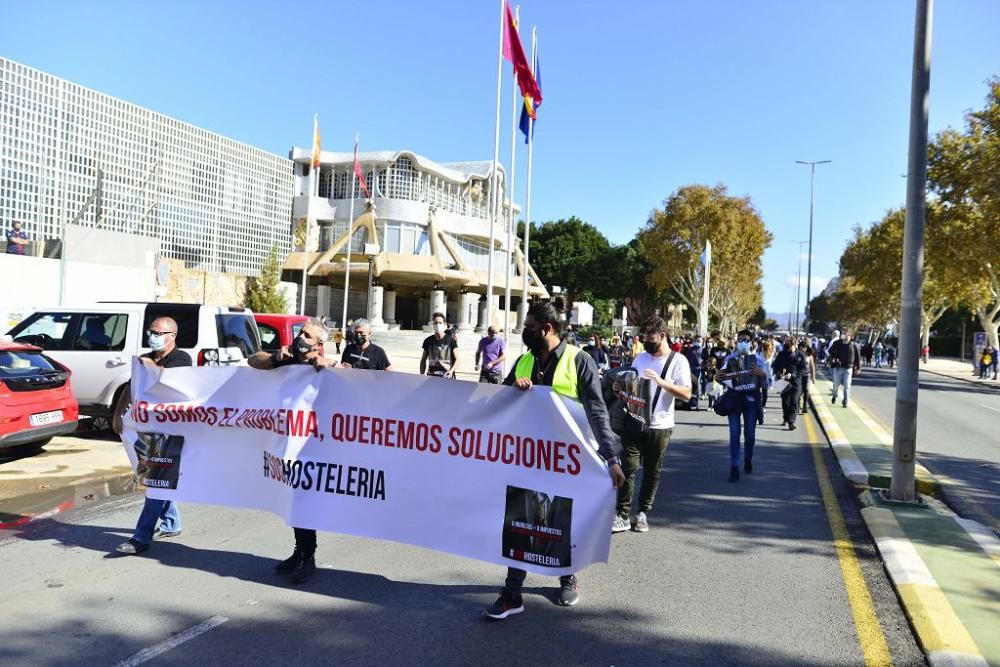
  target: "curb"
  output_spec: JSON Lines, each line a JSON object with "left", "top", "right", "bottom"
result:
{"left": 920, "top": 366, "right": 1000, "bottom": 392}
{"left": 861, "top": 498, "right": 995, "bottom": 667}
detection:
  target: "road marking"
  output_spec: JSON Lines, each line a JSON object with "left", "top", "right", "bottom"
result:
{"left": 805, "top": 415, "right": 893, "bottom": 667}
{"left": 979, "top": 404, "right": 1000, "bottom": 413}
{"left": 112, "top": 615, "right": 228, "bottom": 667}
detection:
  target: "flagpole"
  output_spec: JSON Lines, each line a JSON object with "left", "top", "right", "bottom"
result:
{"left": 501, "top": 7, "right": 521, "bottom": 342}
{"left": 519, "top": 27, "right": 537, "bottom": 341}
{"left": 484, "top": 0, "right": 505, "bottom": 333}
{"left": 700, "top": 240, "right": 711, "bottom": 336}
{"left": 301, "top": 114, "right": 319, "bottom": 316}
{"left": 341, "top": 133, "right": 359, "bottom": 330}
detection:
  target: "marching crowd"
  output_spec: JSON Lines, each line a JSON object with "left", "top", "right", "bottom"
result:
{"left": 109, "top": 304, "right": 951, "bottom": 621}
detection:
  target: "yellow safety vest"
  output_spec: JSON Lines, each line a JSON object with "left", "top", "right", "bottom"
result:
{"left": 514, "top": 345, "right": 581, "bottom": 401}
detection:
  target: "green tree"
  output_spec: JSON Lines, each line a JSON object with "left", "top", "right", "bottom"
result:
{"left": 529, "top": 217, "right": 611, "bottom": 319}
{"left": 641, "top": 184, "right": 773, "bottom": 335}
{"left": 928, "top": 77, "right": 1000, "bottom": 348}
{"left": 244, "top": 246, "right": 289, "bottom": 314}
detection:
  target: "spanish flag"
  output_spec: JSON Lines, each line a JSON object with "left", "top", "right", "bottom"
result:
{"left": 519, "top": 46, "right": 541, "bottom": 143}
{"left": 311, "top": 114, "right": 321, "bottom": 170}
{"left": 502, "top": 1, "right": 541, "bottom": 111}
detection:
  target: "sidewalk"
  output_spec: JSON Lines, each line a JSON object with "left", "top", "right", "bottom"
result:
{"left": 920, "top": 357, "right": 1000, "bottom": 389}
{"left": 809, "top": 375, "right": 1000, "bottom": 666}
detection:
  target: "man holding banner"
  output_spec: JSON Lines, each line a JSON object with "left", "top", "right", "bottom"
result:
{"left": 484, "top": 302, "right": 625, "bottom": 620}
{"left": 247, "top": 318, "right": 335, "bottom": 583}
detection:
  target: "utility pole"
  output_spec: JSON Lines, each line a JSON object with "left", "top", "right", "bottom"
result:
{"left": 891, "top": 0, "right": 933, "bottom": 502}
{"left": 795, "top": 160, "right": 832, "bottom": 325}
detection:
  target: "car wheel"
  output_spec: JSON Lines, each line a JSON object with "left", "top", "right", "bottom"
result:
{"left": 91, "top": 416, "right": 112, "bottom": 432}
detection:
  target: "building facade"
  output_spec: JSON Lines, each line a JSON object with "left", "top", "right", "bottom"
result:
{"left": 0, "top": 57, "right": 293, "bottom": 277}
{"left": 287, "top": 148, "right": 547, "bottom": 331}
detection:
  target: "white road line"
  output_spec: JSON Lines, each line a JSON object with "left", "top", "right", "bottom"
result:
{"left": 979, "top": 404, "right": 1000, "bottom": 413}
{"left": 112, "top": 615, "right": 229, "bottom": 667}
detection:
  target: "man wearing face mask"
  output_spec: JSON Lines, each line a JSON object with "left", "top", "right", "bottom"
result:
{"left": 612, "top": 317, "right": 691, "bottom": 534}
{"left": 340, "top": 319, "right": 392, "bottom": 371}
{"left": 828, "top": 328, "right": 861, "bottom": 407}
{"left": 420, "top": 312, "right": 460, "bottom": 378}
{"left": 248, "top": 318, "right": 336, "bottom": 583}
{"left": 474, "top": 326, "right": 506, "bottom": 384}
{"left": 483, "top": 302, "right": 625, "bottom": 620}
{"left": 718, "top": 329, "right": 768, "bottom": 483}
{"left": 115, "top": 317, "right": 191, "bottom": 555}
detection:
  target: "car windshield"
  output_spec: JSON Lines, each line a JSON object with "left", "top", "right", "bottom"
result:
{"left": 216, "top": 315, "right": 261, "bottom": 357}
{"left": 0, "top": 350, "right": 58, "bottom": 378}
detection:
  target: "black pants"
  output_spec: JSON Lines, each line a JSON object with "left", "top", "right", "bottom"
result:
{"left": 617, "top": 427, "right": 673, "bottom": 518}
{"left": 479, "top": 371, "right": 501, "bottom": 384}
{"left": 505, "top": 567, "right": 574, "bottom": 592}
{"left": 293, "top": 527, "right": 316, "bottom": 557}
{"left": 781, "top": 383, "right": 802, "bottom": 424}
{"left": 799, "top": 375, "right": 811, "bottom": 412}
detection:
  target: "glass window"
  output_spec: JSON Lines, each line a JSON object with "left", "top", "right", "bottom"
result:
{"left": 385, "top": 224, "right": 400, "bottom": 253}
{"left": 9, "top": 312, "right": 77, "bottom": 350}
{"left": 0, "top": 349, "right": 58, "bottom": 377}
{"left": 215, "top": 314, "right": 261, "bottom": 358}
{"left": 74, "top": 313, "right": 127, "bottom": 351}
{"left": 258, "top": 323, "right": 280, "bottom": 351}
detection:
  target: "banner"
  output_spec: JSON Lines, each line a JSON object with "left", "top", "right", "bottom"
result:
{"left": 120, "top": 361, "right": 615, "bottom": 575}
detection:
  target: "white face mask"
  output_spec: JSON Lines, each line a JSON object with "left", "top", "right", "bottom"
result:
{"left": 433, "top": 323, "right": 446, "bottom": 334}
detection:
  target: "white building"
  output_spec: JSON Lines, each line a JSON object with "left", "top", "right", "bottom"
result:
{"left": 287, "top": 148, "right": 548, "bottom": 331}
{"left": 0, "top": 56, "right": 294, "bottom": 320}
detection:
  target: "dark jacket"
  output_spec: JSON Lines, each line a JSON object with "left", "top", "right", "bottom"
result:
{"left": 829, "top": 339, "right": 861, "bottom": 372}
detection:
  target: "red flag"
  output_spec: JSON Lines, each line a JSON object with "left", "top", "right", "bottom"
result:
{"left": 502, "top": 2, "right": 542, "bottom": 108}
{"left": 353, "top": 141, "right": 370, "bottom": 199}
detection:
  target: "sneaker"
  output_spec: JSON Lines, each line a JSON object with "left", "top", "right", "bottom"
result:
{"left": 483, "top": 588, "right": 524, "bottom": 620}
{"left": 632, "top": 512, "right": 649, "bottom": 532}
{"left": 831, "top": 395, "right": 837, "bottom": 405}
{"left": 611, "top": 515, "right": 630, "bottom": 533}
{"left": 843, "top": 400, "right": 848, "bottom": 408}
{"left": 275, "top": 550, "right": 303, "bottom": 575}
{"left": 291, "top": 556, "right": 316, "bottom": 583}
{"left": 744, "top": 459, "right": 753, "bottom": 474}
{"left": 728, "top": 466, "right": 740, "bottom": 483}
{"left": 788, "top": 423, "right": 797, "bottom": 431}
{"left": 558, "top": 576, "right": 580, "bottom": 606}
{"left": 153, "top": 528, "right": 181, "bottom": 540}
{"left": 115, "top": 539, "right": 149, "bottom": 555}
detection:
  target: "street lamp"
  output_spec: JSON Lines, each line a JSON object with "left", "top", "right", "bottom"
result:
{"left": 792, "top": 240, "right": 808, "bottom": 334}
{"left": 795, "top": 159, "right": 832, "bottom": 326}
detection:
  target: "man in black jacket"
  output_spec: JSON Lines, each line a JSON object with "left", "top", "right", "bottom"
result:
{"left": 771, "top": 338, "right": 808, "bottom": 430}
{"left": 828, "top": 329, "right": 861, "bottom": 407}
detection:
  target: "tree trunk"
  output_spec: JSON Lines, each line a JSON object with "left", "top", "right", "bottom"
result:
{"left": 976, "top": 304, "right": 1000, "bottom": 350}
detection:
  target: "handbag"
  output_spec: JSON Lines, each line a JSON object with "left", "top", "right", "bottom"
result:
{"left": 623, "top": 351, "right": 676, "bottom": 436}
{"left": 713, "top": 387, "right": 735, "bottom": 417}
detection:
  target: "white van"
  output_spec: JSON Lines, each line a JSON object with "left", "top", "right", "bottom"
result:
{"left": 7, "top": 303, "right": 261, "bottom": 430}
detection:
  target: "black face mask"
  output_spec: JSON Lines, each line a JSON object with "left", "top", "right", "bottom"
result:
{"left": 292, "top": 334, "right": 314, "bottom": 360}
{"left": 522, "top": 328, "right": 544, "bottom": 353}
{"left": 355, "top": 334, "right": 367, "bottom": 345}
{"left": 644, "top": 340, "right": 661, "bottom": 354}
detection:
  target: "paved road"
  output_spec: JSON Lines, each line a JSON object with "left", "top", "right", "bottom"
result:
{"left": 1, "top": 408, "right": 922, "bottom": 666}
{"left": 839, "top": 365, "right": 1000, "bottom": 530}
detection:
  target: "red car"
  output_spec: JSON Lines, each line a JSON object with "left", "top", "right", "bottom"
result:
{"left": 254, "top": 314, "right": 326, "bottom": 354}
{"left": 0, "top": 340, "right": 79, "bottom": 452}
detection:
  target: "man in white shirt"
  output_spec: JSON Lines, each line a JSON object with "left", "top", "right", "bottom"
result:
{"left": 612, "top": 316, "right": 692, "bottom": 533}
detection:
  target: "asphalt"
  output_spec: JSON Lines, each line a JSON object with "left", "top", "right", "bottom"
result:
{"left": 0, "top": 404, "right": 924, "bottom": 666}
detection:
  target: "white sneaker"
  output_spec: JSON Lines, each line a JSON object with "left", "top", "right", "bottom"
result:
{"left": 611, "top": 515, "right": 630, "bottom": 533}
{"left": 632, "top": 512, "right": 649, "bottom": 532}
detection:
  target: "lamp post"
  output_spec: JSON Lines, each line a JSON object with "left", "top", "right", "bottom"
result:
{"left": 793, "top": 240, "right": 808, "bottom": 334}
{"left": 795, "top": 160, "right": 832, "bottom": 325}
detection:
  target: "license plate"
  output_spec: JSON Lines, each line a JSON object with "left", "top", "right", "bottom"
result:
{"left": 29, "top": 410, "right": 63, "bottom": 427}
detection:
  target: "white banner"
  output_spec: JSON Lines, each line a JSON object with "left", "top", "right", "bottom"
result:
{"left": 120, "top": 360, "right": 615, "bottom": 575}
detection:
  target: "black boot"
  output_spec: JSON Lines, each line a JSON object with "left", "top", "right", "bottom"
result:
{"left": 275, "top": 549, "right": 303, "bottom": 575}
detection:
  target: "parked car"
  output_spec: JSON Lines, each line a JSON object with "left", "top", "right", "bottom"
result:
{"left": 254, "top": 313, "right": 329, "bottom": 355}
{"left": 0, "top": 339, "right": 79, "bottom": 452}
{"left": 7, "top": 303, "right": 261, "bottom": 430}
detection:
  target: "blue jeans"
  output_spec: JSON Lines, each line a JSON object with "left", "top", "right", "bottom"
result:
{"left": 690, "top": 368, "right": 702, "bottom": 408}
{"left": 831, "top": 368, "right": 853, "bottom": 404}
{"left": 132, "top": 497, "right": 180, "bottom": 545}
{"left": 727, "top": 395, "right": 759, "bottom": 466}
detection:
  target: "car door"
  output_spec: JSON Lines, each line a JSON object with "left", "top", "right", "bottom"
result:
{"left": 57, "top": 311, "right": 136, "bottom": 409}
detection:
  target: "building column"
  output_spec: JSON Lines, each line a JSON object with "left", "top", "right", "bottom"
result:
{"left": 382, "top": 288, "right": 397, "bottom": 327}
{"left": 459, "top": 292, "right": 478, "bottom": 332}
{"left": 516, "top": 298, "right": 529, "bottom": 333}
{"left": 475, "top": 296, "right": 488, "bottom": 333}
{"left": 424, "top": 288, "right": 446, "bottom": 332}
{"left": 317, "top": 285, "right": 331, "bottom": 321}
{"left": 368, "top": 284, "right": 386, "bottom": 330}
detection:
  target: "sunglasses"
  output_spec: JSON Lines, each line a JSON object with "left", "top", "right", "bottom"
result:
{"left": 146, "top": 330, "right": 175, "bottom": 336}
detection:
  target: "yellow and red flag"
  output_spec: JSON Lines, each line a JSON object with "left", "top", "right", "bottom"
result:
{"left": 502, "top": 2, "right": 542, "bottom": 112}
{"left": 311, "top": 114, "right": 321, "bottom": 169}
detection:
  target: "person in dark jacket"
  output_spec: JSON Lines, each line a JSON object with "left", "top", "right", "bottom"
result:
{"left": 772, "top": 338, "right": 809, "bottom": 430}
{"left": 828, "top": 329, "right": 861, "bottom": 407}
{"left": 718, "top": 330, "right": 767, "bottom": 482}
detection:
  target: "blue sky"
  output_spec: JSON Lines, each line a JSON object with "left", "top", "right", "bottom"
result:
{"left": 3, "top": 1, "right": 998, "bottom": 313}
